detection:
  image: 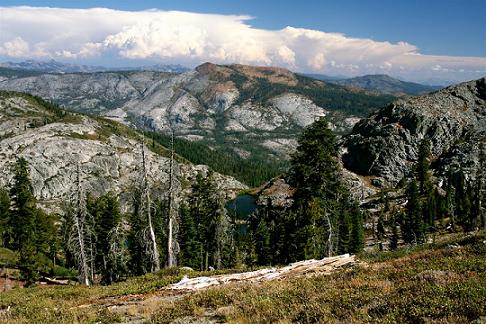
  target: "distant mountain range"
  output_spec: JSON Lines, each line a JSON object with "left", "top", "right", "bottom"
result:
{"left": 0, "top": 59, "right": 190, "bottom": 74}
{"left": 304, "top": 73, "right": 442, "bottom": 96}
{"left": 1, "top": 60, "right": 444, "bottom": 96}
{"left": 0, "top": 62, "right": 395, "bottom": 187}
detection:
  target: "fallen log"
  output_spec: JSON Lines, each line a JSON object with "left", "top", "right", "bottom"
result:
{"left": 41, "top": 277, "right": 71, "bottom": 285}
{"left": 166, "top": 254, "right": 355, "bottom": 291}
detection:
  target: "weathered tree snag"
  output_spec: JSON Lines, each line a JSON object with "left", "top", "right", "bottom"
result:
{"left": 68, "top": 165, "right": 93, "bottom": 286}
{"left": 140, "top": 141, "right": 160, "bottom": 273}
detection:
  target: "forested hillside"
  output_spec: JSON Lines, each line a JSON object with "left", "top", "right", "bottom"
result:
{"left": 0, "top": 63, "right": 395, "bottom": 188}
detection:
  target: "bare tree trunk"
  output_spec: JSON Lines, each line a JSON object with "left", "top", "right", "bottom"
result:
{"left": 167, "top": 129, "right": 178, "bottom": 267}
{"left": 141, "top": 142, "right": 160, "bottom": 272}
{"left": 71, "top": 165, "right": 91, "bottom": 286}
{"left": 325, "top": 212, "right": 333, "bottom": 257}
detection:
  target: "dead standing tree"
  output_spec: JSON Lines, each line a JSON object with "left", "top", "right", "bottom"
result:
{"left": 139, "top": 140, "right": 161, "bottom": 272}
{"left": 67, "top": 164, "right": 95, "bottom": 286}
{"left": 166, "top": 127, "right": 179, "bottom": 267}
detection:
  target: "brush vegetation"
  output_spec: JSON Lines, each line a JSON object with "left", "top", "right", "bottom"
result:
{"left": 0, "top": 232, "right": 483, "bottom": 323}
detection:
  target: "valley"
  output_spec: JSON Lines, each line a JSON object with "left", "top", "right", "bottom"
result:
{"left": 0, "top": 62, "right": 484, "bottom": 324}
{"left": 0, "top": 62, "right": 395, "bottom": 187}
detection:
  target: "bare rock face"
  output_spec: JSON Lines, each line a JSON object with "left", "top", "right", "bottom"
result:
{"left": 342, "top": 78, "right": 486, "bottom": 186}
{"left": 0, "top": 93, "right": 247, "bottom": 212}
{"left": 0, "top": 63, "right": 391, "bottom": 161}
{"left": 254, "top": 178, "right": 294, "bottom": 208}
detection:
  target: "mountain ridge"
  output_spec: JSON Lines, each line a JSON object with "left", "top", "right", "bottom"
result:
{"left": 0, "top": 59, "right": 190, "bottom": 74}
{"left": 341, "top": 77, "right": 486, "bottom": 188}
{"left": 0, "top": 91, "right": 246, "bottom": 211}
{"left": 0, "top": 62, "right": 395, "bottom": 180}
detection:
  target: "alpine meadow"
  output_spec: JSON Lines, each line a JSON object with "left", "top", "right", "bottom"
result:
{"left": 0, "top": 1, "right": 485, "bottom": 323}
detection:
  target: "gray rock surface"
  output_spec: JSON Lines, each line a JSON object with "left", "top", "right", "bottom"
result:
{"left": 0, "top": 93, "right": 247, "bottom": 212}
{"left": 0, "top": 63, "right": 374, "bottom": 161}
{"left": 342, "top": 78, "right": 486, "bottom": 187}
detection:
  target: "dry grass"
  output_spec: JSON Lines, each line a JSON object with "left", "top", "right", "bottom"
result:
{"left": 151, "top": 232, "right": 486, "bottom": 323}
{"left": 0, "top": 233, "right": 484, "bottom": 323}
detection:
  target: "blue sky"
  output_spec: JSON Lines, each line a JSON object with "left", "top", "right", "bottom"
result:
{"left": 0, "top": 1, "right": 485, "bottom": 83}
{"left": 2, "top": 0, "right": 484, "bottom": 56}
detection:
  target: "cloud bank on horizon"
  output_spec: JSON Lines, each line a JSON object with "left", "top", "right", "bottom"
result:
{"left": 1, "top": 6, "right": 485, "bottom": 83}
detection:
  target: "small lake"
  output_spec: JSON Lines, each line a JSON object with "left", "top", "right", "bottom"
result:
{"left": 226, "top": 194, "right": 257, "bottom": 220}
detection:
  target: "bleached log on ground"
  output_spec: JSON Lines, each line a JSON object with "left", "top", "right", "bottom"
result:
{"left": 166, "top": 254, "right": 355, "bottom": 291}
{"left": 41, "top": 277, "right": 71, "bottom": 285}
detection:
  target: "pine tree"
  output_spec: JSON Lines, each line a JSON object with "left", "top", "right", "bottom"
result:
{"left": 289, "top": 117, "right": 354, "bottom": 259}
{"left": 403, "top": 179, "right": 423, "bottom": 244}
{"left": 303, "top": 197, "right": 329, "bottom": 259}
{"left": 454, "top": 169, "right": 473, "bottom": 231}
{"left": 35, "top": 209, "right": 58, "bottom": 274}
{"left": 127, "top": 143, "right": 160, "bottom": 274}
{"left": 178, "top": 203, "right": 201, "bottom": 269}
{"left": 417, "top": 139, "right": 432, "bottom": 195}
{"left": 478, "top": 144, "right": 486, "bottom": 230}
{"left": 0, "top": 187, "right": 10, "bottom": 247}
{"left": 349, "top": 202, "right": 365, "bottom": 254}
{"left": 254, "top": 218, "right": 271, "bottom": 265}
{"left": 127, "top": 189, "right": 149, "bottom": 275}
{"left": 337, "top": 207, "right": 351, "bottom": 255}
{"left": 90, "top": 192, "right": 124, "bottom": 284}
{"left": 188, "top": 171, "right": 233, "bottom": 270}
{"left": 376, "top": 211, "right": 385, "bottom": 251}
{"left": 445, "top": 170, "right": 456, "bottom": 230}
{"left": 423, "top": 188, "right": 439, "bottom": 233}
{"left": 9, "top": 157, "right": 39, "bottom": 286}
{"left": 65, "top": 166, "right": 95, "bottom": 286}
{"left": 389, "top": 209, "right": 400, "bottom": 250}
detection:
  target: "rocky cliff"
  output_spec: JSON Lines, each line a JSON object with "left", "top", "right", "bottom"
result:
{"left": 0, "top": 63, "right": 393, "bottom": 162}
{"left": 342, "top": 78, "right": 486, "bottom": 187}
{"left": 0, "top": 91, "right": 246, "bottom": 212}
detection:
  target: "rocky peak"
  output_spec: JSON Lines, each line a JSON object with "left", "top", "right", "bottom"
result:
{"left": 195, "top": 62, "right": 298, "bottom": 86}
{"left": 341, "top": 78, "right": 486, "bottom": 187}
{"left": 0, "top": 92, "right": 247, "bottom": 213}
{"left": 0, "top": 63, "right": 394, "bottom": 174}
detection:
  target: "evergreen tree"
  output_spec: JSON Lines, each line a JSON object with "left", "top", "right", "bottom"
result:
{"left": 128, "top": 187, "right": 151, "bottom": 275}
{"left": 188, "top": 171, "right": 233, "bottom": 270}
{"left": 303, "top": 197, "right": 329, "bottom": 259}
{"left": 349, "top": 202, "right": 365, "bottom": 254}
{"left": 389, "top": 210, "right": 400, "bottom": 250}
{"left": 9, "top": 158, "right": 44, "bottom": 286}
{"left": 337, "top": 207, "right": 351, "bottom": 255}
{"left": 454, "top": 169, "right": 473, "bottom": 231}
{"left": 289, "top": 117, "right": 354, "bottom": 259}
{"left": 376, "top": 211, "right": 385, "bottom": 251}
{"left": 423, "top": 188, "right": 439, "bottom": 233}
{"left": 403, "top": 179, "right": 424, "bottom": 244}
{"left": 65, "top": 167, "right": 96, "bottom": 286}
{"left": 89, "top": 192, "right": 124, "bottom": 284}
{"left": 254, "top": 218, "right": 271, "bottom": 265}
{"left": 0, "top": 187, "right": 10, "bottom": 247}
{"left": 478, "top": 144, "right": 486, "bottom": 230}
{"left": 445, "top": 169, "right": 456, "bottom": 230}
{"left": 35, "top": 209, "right": 58, "bottom": 274}
{"left": 127, "top": 143, "right": 161, "bottom": 275}
{"left": 178, "top": 202, "right": 201, "bottom": 269}
{"left": 416, "top": 139, "right": 432, "bottom": 195}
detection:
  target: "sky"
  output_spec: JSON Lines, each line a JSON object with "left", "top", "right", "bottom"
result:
{"left": 0, "top": 1, "right": 485, "bottom": 83}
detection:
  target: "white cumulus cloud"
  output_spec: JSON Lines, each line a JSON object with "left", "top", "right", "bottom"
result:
{"left": 0, "top": 6, "right": 485, "bottom": 82}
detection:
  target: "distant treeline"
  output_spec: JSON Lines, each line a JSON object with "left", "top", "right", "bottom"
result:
{"left": 147, "top": 131, "right": 289, "bottom": 187}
